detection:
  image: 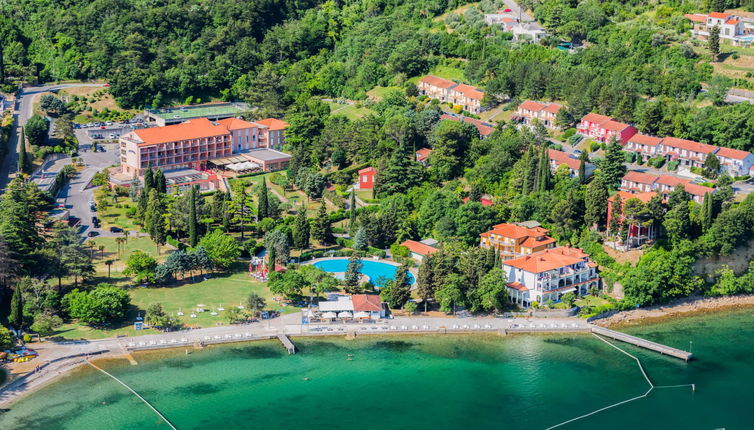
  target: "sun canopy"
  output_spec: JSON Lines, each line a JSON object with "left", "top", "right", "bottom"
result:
{"left": 321, "top": 312, "right": 337, "bottom": 319}
{"left": 353, "top": 311, "right": 370, "bottom": 319}
{"left": 337, "top": 311, "right": 353, "bottom": 318}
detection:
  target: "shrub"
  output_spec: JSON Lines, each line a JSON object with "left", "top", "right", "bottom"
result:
{"left": 667, "top": 160, "right": 680, "bottom": 171}
{"left": 390, "top": 244, "right": 410, "bottom": 258}
{"left": 588, "top": 141, "right": 601, "bottom": 152}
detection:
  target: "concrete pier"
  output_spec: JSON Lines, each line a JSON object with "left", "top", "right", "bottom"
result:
{"left": 277, "top": 334, "right": 296, "bottom": 354}
{"left": 591, "top": 326, "right": 692, "bottom": 361}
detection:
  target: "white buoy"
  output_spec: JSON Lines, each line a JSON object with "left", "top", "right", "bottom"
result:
{"left": 190, "top": 313, "right": 197, "bottom": 318}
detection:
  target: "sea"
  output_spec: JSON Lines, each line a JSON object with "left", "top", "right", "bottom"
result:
{"left": 1, "top": 309, "right": 752, "bottom": 429}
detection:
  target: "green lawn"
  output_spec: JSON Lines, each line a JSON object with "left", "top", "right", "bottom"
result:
{"left": 355, "top": 189, "right": 375, "bottom": 202}
{"left": 575, "top": 295, "right": 610, "bottom": 308}
{"left": 325, "top": 101, "right": 375, "bottom": 120}
{"left": 429, "top": 65, "right": 466, "bottom": 81}
{"left": 90, "top": 235, "right": 168, "bottom": 261}
{"left": 51, "top": 263, "right": 297, "bottom": 340}
{"left": 367, "top": 86, "right": 401, "bottom": 101}
{"left": 98, "top": 196, "right": 141, "bottom": 231}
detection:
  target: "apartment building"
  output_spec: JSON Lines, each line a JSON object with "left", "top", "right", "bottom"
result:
{"left": 418, "top": 75, "right": 487, "bottom": 114}
{"left": 657, "top": 137, "right": 719, "bottom": 169}
{"left": 502, "top": 247, "right": 600, "bottom": 307}
{"left": 577, "top": 113, "right": 637, "bottom": 144}
{"left": 625, "top": 134, "right": 662, "bottom": 161}
{"left": 119, "top": 116, "right": 288, "bottom": 177}
{"left": 479, "top": 222, "right": 556, "bottom": 261}
{"left": 440, "top": 114, "right": 495, "bottom": 137}
{"left": 620, "top": 171, "right": 714, "bottom": 204}
{"left": 515, "top": 100, "right": 563, "bottom": 129}
{"left": 715, "top": 147, "right": 754, "bottom": 176}
{"left": 548, "top": 149, "right": 595, "bottom": 179}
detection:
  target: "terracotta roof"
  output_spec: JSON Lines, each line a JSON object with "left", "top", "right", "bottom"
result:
{"left": 613, "top": 190, "right": 656, "bottom": 204}
{"left": 684, "top": 13, "right": 707, "bottom": 23}
{"left": 685, "top": 183, "right": 715, "bottom": 197}
{"left": 602, "top": 119, "right": 633, "bottom": 132}
{"left": 352, "top": 294, "right": 383, "bottom": 312}
{"left": 581, "top": 113, "right": 613, "bottom": 125}
{"left": 548, "top": 149, "right": 580, "bottom": 170}
{"left": 400, "top": 240, "right": 438, "bottom": 256}
{"left": 655, "top": 175, "right": 690, "bottom": 187}
{"left": 358, "top": 166, "right": 376, "bottom": 175}
{"left": 628, "top": 134, "right": 663, "bottom": 147}
{"left": 623, "top": 171, "right": 657, "bottom": 185}
{"left": 463, "top": 197, "right": 494, "bottom": 207}
{"left": 716, "top": 147, "right": 752, "bottom": 161}
{"left": 519, "top": 100, "right": 545, "bottom": 112}
{"left": 484, "top": 223, "right": 550, "bottom": 240}
{"left": 520, "top": 236, "right": 556, "bottom": 249}
{"left": 503, "top": 247, "right": 589, "bottom": 274}
{"left": 416, "top": 148, "right": 432, "bottom": 161}
{"left": 132, "top": 118, "right": 229, "bottom": 146}
{"left": 419, "top": 75, "right": 457, "bottom": 89}
{"left": 452, "top": 83, "right": 484, "bottom": 100}
{"left": 506, "top": 282, "right": 528, "bottom": 292}
{"left": 216, "top": 117, "right": 258, "bottom": 131}
{"left": 661, "top": 137, "right": 718, "bottom": 154}
{"left": 440, "top": 114, "right": 495, "bottom": 136}
{"left": 544, "top": 103, "right": 563, "bottom": 114}
{"left": 254, "top": 118, "right": 289, "bottom": 131}
{"left": 709, "top": 12, "right": 729, "bottom": 19}
{"left": 725, "top": 18, "right": 740, "bottom": 25}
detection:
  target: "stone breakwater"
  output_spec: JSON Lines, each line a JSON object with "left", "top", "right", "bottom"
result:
{"left": 595, "top": 294, "right": 754, "bottom": 327}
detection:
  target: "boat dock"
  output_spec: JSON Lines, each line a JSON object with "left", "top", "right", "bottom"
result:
{"left": 591, "top": 326, "right": 692, "bottom": 361}
{"left": 277, "top": 334, "right": 296, "bottom": 354}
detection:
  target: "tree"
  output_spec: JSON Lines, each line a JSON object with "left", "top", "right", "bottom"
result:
{"left": 702, "top": 153, "right": 720, "bottom": 179}
{"left": 429, "top": 120, "right": 475, "bottom": 181}
{"left": 264, "top": 229, "right": 290, "bottom": 265}
{"left": 154, "top": 169, "right": 166, "bottom": 194}
{"left": 609, "top": 194, "right": 622, "bottom": 238}
{"left": 40, "top": 94, "right": 66, "bottom": 115}
{"left": 353, "top": 227, "right": 368, "bottom": 251}
{"left": 311, "top": 201, "right": 332, "bottom": 244}
{"left": 380, "top": 265, "right": 412, "bottom": 309}
{"left": 536, "top": 145, "right": 551, "bottom": 192}
{"left": 601, "top": 138, "right": 627, "bottom": 190}
{"left": 198, "top": 229, "right": 241, "bottom": 270}
{"left": 145, "top": 189, "right": 166, "bottom": 250}
{"left": 63, "top": 284, "right": 131, "bottom": 326}
{"left": 25, "top": 115, "right": 48, "bottom": 147}
{"left": 584, "top": 175, "right": 609, "bottom": 229}
{"left": 9, "top": 282, "right": 23, "bottom": 329}
{"left": 258, "top": 177, "right": 269, "bottom": 220}
{"left": 578, "top": 151, "right": 589, "bottom": 184}
{"left": 292, "top": 209, "right": 309, "bottom": 251}
{"left": 344, "top": 253, "right": 363, "bottom": 293}
{"left": 403, "top": 301, "right": 417, "bottom": 316}
{"left": 268, "top": 270, "right": 306, "bottom": 299}
{"left": 375, "top": 149, "right": 424, "bottom": 197}
{"left": 470, "top": 268, "right": 508, "bottom": 313}
{"left": 246, "top": 292, "right": 266, "bottom": 317}
{"left": 104, "top": 259, "right": 114, "bottom": 280}
{"left": 664, "top": 202, "right": 692, "bottom": 244}
{"left": 30, "top": 314, "right": 63, "bottom": 336}
{"left": 709, "top": 24, "right": 720, "bottom": 61}
{"left": 123, "top": 250, "right": 157, "bottom": 284}
{"left": 17, "top": 128, "right": 28, "bottom": 174}
{"left": 435, "top": 273, "right": 465, "bottom": 314}
{"left": 229, "top": 181, "right": 252, "bottom": 238}
{"left": 349, "top": 190, "right": 357, "bottom": 231}
{"left": 0, "top": 326, "right": 13, "bottom": 349}
{"left": 700, "top": 192, "right": 714, "bottom": 232}
{"left": 188, "top": 185, "right": 199, "bottom": 247}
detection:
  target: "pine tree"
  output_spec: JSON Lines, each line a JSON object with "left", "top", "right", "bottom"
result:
{"left": 292, "top": 209, "right": 309, "bottom": 250}
{"left": 709, "top": 24, "right": 720, "bottom": 62}
{"left": 267, "top": 247, "right": 276, "bottom": 274}
{"left": 17, "top": 128, "right": 27, "bottom": 174}
{"left": 311, "top": 201, "right": 331, "bottom": 244}
{"left": 222, "top": 191, "right": 231, "bottom": 232}
{"left": 9, "top": 282, "right": 23, "bottom": 329}
{"left": 584, "top": 175, "right": 609, "bottom": 229}
{"left": 353, "top": 227, "right": 368, "bottom": 251}
{"left": 602, "top": 137, "right": 627, "bottom": 190}
{"left": 129, "top": 173, "right": 140, "bottom": 201}
{"left": 609, "top": 194, "right": 622, "bottom": 238}
{"left": 349, "top": 190, "right": 357, "bottom": 231}
{"left": 578, "top": 151, "right": 589, "bottom": 184}
{"left": 701, "top": 192, "right": 714, "bottom": 231}
{"left": 155, "top": 169, "right": 166, "bottom": 194}
{"left": 188, "top": 185, "right": 198, "bottom": 247}
{"left": 536, "top": 145, "right": 551, "bottom": 192}
{"left": 143, "top": 167, "right": 154, "bottom": 193}
{"left": 146, "top": 189, "right": 166, "bottom": 250}
{"left": 258, "top": 177, "right": 269, "bottom": 220}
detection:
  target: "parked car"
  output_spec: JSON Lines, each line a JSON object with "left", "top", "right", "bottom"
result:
{"left": 87, "top": 231, "right": 99, "bottom": 237}
{"left": 109, "top": 226, "right": 123, "bottom": 233}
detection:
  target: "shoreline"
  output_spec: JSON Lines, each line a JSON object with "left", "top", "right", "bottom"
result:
{"left": 595, "top": 294, "right": 754, "bottom": 328}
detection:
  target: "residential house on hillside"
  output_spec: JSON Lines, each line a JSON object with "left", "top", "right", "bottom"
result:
{"left": 515, "top": 100, "right": 563, "bottom": 129}
{"left": 479, "top": 222, "right": 556, "bottom": 261}
{"left": 657, "top": 137, "right": 718, "bottom": 169}
{"left": 577, "top": 113, "right": 637, "bottom": 144}
{"left": 418, "top": 76, "right": 487, "bottom": 114}
{"left": 686, "top": 12, "right": 749, "bottom": 44}
{"left": 625, "top": 134, "right": 662, "bottom": 161}
{"left": 400, "top": 239, "right": 439, "bottom": 262}
{"left": 715, "top": 147, "right": 754, "bottom": 176}
{"left": 620, "top": 171, "right": 714, "bottom": 204}
{"left": 621, "top": 171, "right": 658, "bottom": 193}
{"left": 358, "top": 167, "right": 376, "bottom": 190}
{"left": 440, "top": 114, "right": 495, "bottom": 138}
{"left": 416, "top": 148, "right": 432, "bottom": 166}
{"left": 484, "top": 12, "right": 548, "bottom": 43}
{"left": 548, "top": 149, "right": 595, "bottom": 178}
{"left": 607, "top": 191, "right": 658, "bottom": 248}
{"left": 502, "top": 247, "right": 600, "bottom": 307}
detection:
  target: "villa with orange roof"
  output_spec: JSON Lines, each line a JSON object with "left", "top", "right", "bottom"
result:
{"left": 479, "top": 222, "right": 556, "bottom": 261}
{"left": 400, "top": 239, "right": 439, "bottom": 262}
{"left": 548, "top": 149, "right": 595, "bottom": 178}
{"left": 502, "top": 246, "right": 600, "bottom": 307}
{"left": 576, "top": 113, "right": 637, "bottom": 144}
{"left": 418, "top": 75, "right": 488, "bottom": 114}
{"left": 515, "top": 100, "right": 564, "bottom": 129}
{"left": 685, "top": 12, "right": 747, "bottom": 44}
{"left": 415, "top": 148, "right": 433, "bottom": 166}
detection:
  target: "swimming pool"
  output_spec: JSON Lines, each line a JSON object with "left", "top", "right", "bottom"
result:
{"left": 312, "top": 258, "right": 415, "bottom": 287}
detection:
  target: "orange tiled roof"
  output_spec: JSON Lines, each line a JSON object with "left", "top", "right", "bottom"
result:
{"left": 440, "top": 114, "right": 494, "bottom": 136}
{"left": 216, "top": 117, "right": 258, "bottom": 131}
{"left": 543, "top": 103, "right": 563, "bottom": 114}
{"left": 684, "top": 13, "right": 707, "bottom": 23}
{"left": 628, "top": 134, "right": 663, "bottom": 147}
{"left": 709, "top": 12, "right": 729, "bottom": 19}
{"left": 419, "top": 75, "right": 456, "bottom": 89}
{"left": 520, "top": 236, "right": 556, "bottom": 249}
{"left": 581, "top": 113, "right": 613, "bottom": 125}
{"left": 685, "top": 183, "right": 715, "bottom": 197}
{"left": 519, "top": 100, "right": 546, "bottom": 111}
{"left": 416, "top": 148, "right": 432, "bottom": 161}
{"left": 484, "top": 223, "right": 549, "bottom": 240}
{"left": 548, "top": 149, "right": 580, "bottom": 170}
{"left": 613, "top": 190, "right": 656, "bottom": 204}
{"left": 358, "top": 166, "right": 376, "bottom": 175}
{"left": 655, "top": 175, "right": 690, "bottom": 187}
{"left": 725, "top": 18, "right": 740, "bottom": 25}
{"left": 661, "top": 137, "right": 717, "bottom": 154}
{"left": 503, "top": 247, "right": 589, "bottom": 274}
{"left": 400, "top": 240, "right": 438, "bottom": 256}
{"left": 255, "top": 118, "right": 289, "bottom": 131}
{"left": 452, "top": 83, "right": 484, "bottom": 100}
{"left": 602, "top": 119, "right": 633, "bottom": 132}
{"left": 506, "top": 282, "right": 528, "bottom": 292}
{"left": 716, "top": 147, "right": 752, "bottom": 161}
{"left": 352, "top": 294, "right": 383, "bottom": 312}
{"left": 132, "top": 118, "right": 229, "bottom": 146}
{"left": 623, "top": 171, "right": 657, "bottom": 185}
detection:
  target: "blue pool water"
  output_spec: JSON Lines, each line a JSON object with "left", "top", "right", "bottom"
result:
{"left": 312, "top": 259, "right": 415, "bottom": 286}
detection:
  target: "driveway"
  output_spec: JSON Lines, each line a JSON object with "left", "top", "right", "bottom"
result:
{"left": 0, "top": 82, "right": 105, "bottom": 193}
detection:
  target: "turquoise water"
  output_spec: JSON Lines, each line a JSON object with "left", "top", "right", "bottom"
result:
{"left": 2, "top": 309, "right": 753, "bottom": 429}
{"left": 312, "top": 258, "right": 415, "bottom": 286}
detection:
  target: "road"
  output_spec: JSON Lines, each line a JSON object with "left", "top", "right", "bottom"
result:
{"left": 0, "top": 82, "right": 105, "bottom": 193}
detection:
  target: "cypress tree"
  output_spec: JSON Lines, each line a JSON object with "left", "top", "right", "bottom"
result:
{"left": 222, "top": 191, "right": 231, "bottom": 232}
{"left": 293, "top": 209, "right": 309, "bottom": 250}
{"left": 143, "top": 166, "right": 154, "bottom": 193}
{"left": 17, "top": 128, "right": 27, "bottom": 174}
{"left": 9, "top": 282, "right": 23, "bottom": 330}
{"left": 578, "top": 151, "right": 589, "bottom": 184}
{"left": 188, "top": 185, "right": 198, "bottom": 247}
{"left": 311, "top": 201, "right": 331, "bottom": 244}
{"left": 258, "top": 177, "right": 269, "bottom": 220}
{"left": 709, "top": 24, "right": 720, "bottom": 61}
{"left": 537, "top": 145, "right": 551, "bottom": 192}
{"left": 146, "top": 189, "right": 166, "bottom": 250}
{"left": 349, "top": 190, "right": 357, "bottom": 231}
{"left": 155, "top": 169, "right": 166, "bottom": 194}
{"left": 267, "top": 247, "right": 276, "bottom": 274}
{"left": 701, "top": 192, "right": 714, "bottom": 231}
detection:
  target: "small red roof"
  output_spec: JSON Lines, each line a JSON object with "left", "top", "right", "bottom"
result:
{"left": 684, "top": 13, "right": 707, "bottom": 23}
{"left": 725, "top": 18, "right": 740, "bottom": 25}
{"left": 685, "top": 183, "right": 715, "bottom": 197}
{"left": 506, "top": 282, "right": 528, "bottom": 292}
{"left": 255, "top": 118, "right": 289, "bottom": 131}
{"left": 440, "top": 114, "right": 494, "bottom": 137}
{"left": 352, "top": 294, "right": 383, "bottom": 312}
{"left": 543, "top": 103, "right": 564, "bottom": 114}
{"left": 581, "top": 113, "right": 613, "bottom": 125}
{"left": 709, "top": 12, "right": 729, "bottom": 19}
{"left": 416, "top": 148, "right": 433, "bottom": 161}
{"left": 661, "top": 137, "right": 718, "bottom": 154}
{"left": 419, "top": 75, "right": 456, "bottom": 89}
{"left": 623, "top": 171, "right": 657, "bottom": 185}
{"left": 716, "top": 147, "right": 752, "bottom": 161}
{"left": 463, "top": 197, "right": 494, "bottom": 206}
{"left": 602, "top": 120, "right": 633, "bottom": 132}
{"left": 612, "top": 191, "right": 656, "bottom": 204}
{"left": 452, "top": 83, "right": 484, "bottom": 100}
{"left": 400, "top": 240, "right": 438, "bottom": 256}
{"left": 628, "top": 134, "right": 663, "bottom": 147}
{"left": 548, "top": 149, "right": 580, "bottom": 170}
{"left": 655, "top": 175, "right": 690, "bottom": 187}
{"left": 358, "top": 167, "right": 376, "bottom": 175}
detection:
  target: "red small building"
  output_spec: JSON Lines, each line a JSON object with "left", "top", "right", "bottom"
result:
{"left": 358, "top": 167, "right": 375, "bottom": 190}
{"left": 577, "top": 113, "right": 637, "bottom": 144}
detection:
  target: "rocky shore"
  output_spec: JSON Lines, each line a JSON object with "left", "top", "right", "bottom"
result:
{"left": 594, "top": 294, "right": 754, "bottom": 327}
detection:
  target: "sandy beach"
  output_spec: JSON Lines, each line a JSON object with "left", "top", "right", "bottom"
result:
{"left": 594, "top": 294, "right": 754, "bottom": 327}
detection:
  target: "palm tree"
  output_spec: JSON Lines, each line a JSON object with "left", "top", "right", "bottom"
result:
{"left": 105, "top": 259, "right": 114, "bottom": 280}
{"left": 115, "top": 237, "right": 125, "bottom": 258}
{"left": 98, "top": 245, "right": 105, "bottom": 260}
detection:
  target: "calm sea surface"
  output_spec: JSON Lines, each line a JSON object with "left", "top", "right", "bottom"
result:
{"left": 2, "top": 310, "right": 753, "bottom": 429}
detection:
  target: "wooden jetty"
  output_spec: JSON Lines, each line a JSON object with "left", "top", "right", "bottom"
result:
{"left": 591, "top": 326, "right": 692, "bottom": 361}
{"left": 277, "top": 334, "right": 296, "bottom": 354}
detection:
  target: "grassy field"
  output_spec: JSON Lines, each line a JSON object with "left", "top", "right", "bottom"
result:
{"left": 479, "top": 105, "right": 513, "bottom": 123}
{"left": 429, "top": 65, "right": 466, "bottom": 81}
{"left": 97, "top": 196, "right": 141, "bottom": 231}
{"left": 367, "top": 86, "right": 401, "bottom": 101}
{"left": 57, "top": 86, "right": 136, "bottom": 122}
{"left": 52, "top": 263, "right": 295, "bottom": 340}
{"left": 325, "top": 101, "right": 375, "bottom": 120}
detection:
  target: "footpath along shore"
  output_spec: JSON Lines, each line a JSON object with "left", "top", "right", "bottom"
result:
{"left": 594, "top": 294, "right": 754, "bottom": 327}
